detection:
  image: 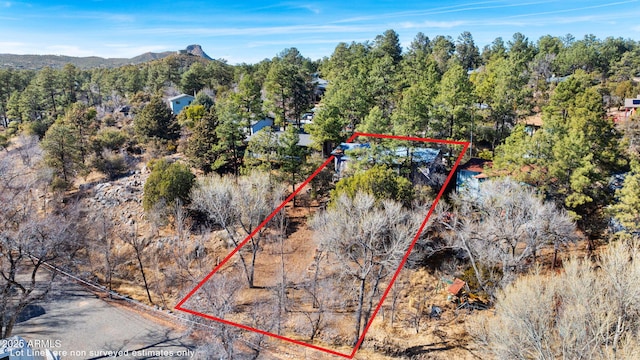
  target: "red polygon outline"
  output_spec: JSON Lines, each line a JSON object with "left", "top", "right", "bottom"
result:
{"left": 175, "top": 133, "right": 469, "bottom": 358}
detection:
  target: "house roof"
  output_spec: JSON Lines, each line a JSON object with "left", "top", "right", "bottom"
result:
{"left": 168, "top": 94, "right": 195, "bottom": 102}
{"left": 250, "top": 117, "right": 275, "bottom": 127}
{"left": 547, "top": 75, "right": 570, "bottom": 83}
{"left": 331, "top": 142, "right": 370, "bottom": 156}
{"left": 395, "top": 147, "right": 440, "bottom": 164}
{"left": 332, "top": 143, "right": 441, "bottom": 164}
{"left": 523, "top": 112, "right": 543, "bottom": 127}
{"left": 296, "top": 133, "right": 313, "bottom": 147}
{"left": 448, "top": 278, "right": 466, "bottom": 295}
{"left": 459, "top": 158, "right": 493, "bottom": 173}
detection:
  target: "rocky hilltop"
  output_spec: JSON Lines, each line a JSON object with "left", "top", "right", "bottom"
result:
{"left": 183, "top": 44, "right": 213, "bottom": 60}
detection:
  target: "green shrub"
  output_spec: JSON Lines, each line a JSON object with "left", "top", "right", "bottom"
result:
{"left": 0, "top": 133, "right": 8, "bottom": 150}
{"left": 477, "top": 149, "right": 493, "bottom": 160}
{"left": 96, "top": 128, "right": 127, "bottom": 151}
{"left": 25, "top": 119, "right": 52, "bottom": 139}
{"left": 143, "top": 159, "right": 195, "bottom": 211}
{"left": 102, "top": 114, "right": 116, "bottom": 127}
{"left": 332, "top": 165, "right": 413, "bottom": 205}
{"left": 50, "top": 175, "right": 70, "bottom": 192}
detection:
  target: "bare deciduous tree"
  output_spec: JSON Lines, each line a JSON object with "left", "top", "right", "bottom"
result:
{"left": 190, "top": 271, "right": 243, "bottom": 359}
{"left": 311, "top": 192, "right": 422, "bottom": 346}
{"left": 0, "top": 142, "right": 84, "bottom": 338}
{"left": 190, "top": 171, "right": 286, "bottom": 288}
{"left": 469, "top": 239, "right": 640, "bottom": 359}
{"left": 92, "top": 211, "right": 120, "bottom": 295}
{"left": 300, "top": 278, "right": 334, "bottom": 341}
{"left": 444, "top": 178, "right": 577, "bottom": 297}
{"left": 118, "top": 222, "right": 154, "bottom": 305}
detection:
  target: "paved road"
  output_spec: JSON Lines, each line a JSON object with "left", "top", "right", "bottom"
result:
{"left": 13, "top": 279, "right": 196, "bottom": 360}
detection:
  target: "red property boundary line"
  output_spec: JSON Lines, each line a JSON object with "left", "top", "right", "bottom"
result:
{"left": 175, "top": 132, "right": 470, "bottom": 359}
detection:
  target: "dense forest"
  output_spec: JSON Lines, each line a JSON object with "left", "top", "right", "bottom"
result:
{"left": 2, "top": 30, "right": 640, "bottom": 359}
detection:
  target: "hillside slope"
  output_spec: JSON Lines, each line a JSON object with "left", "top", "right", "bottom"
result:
{"left": 0, "top": 44, "right": 212, "bottom": 70}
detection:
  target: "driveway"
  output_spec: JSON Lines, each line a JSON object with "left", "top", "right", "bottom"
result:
{"left": 13, "top": 278, "right": 196, "bottom": 359}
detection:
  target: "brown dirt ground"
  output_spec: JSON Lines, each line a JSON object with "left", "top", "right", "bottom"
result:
{"left": 73, "top": 169, "right": 597, "bottom": 360}
{"left": 189, "top": 188, "right": 488, "bottom": 359}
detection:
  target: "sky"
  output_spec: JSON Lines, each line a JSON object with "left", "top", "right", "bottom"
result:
{"left": 1, "top": 0, "right": 639, "bottom": 64}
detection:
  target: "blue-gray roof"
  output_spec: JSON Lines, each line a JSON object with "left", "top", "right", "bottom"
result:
{"left": 394, "top": 147, "right": 440, "bottom": 164}
{"left": 332, "top": 143, "right": 440, "bottom": 164}
{"left": 168, "top": 93, "right": 195, "bottom": 102}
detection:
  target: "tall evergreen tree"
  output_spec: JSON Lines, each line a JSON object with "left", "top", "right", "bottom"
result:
{"left": 265, "top": 48, "right": 312, "bottom": 128}
{"left": 610, "top": 162, "right": 640, "bottom": 233}
{"left": 213, "top": 97, "right": 246, "bottom": 176}
{"left": 456, "top": 31, "right": 480, "bottom": 70}
{"left": 133, "top": 96, "right": 180, "bottom": 141}
{"left": 180, "top": 62, "right": 208, "bottom": 95}
{"left": 434, "top": 61, "right": 474, "bottom": 140}
{"left": 373, "top": 29, "right": 403, "bottom": 64}
{"left": 184, "top": 109, "right": 221, "bottom": 173}
{"left": 493, "top": 71, "right": 621, "bottom": 227}
{"left": 278, "top": 125, "right": 306, "bottom": 206}
{"left": 234, "top": 73, "right": 263, "bottom": 122}
{"left": 41, "top": 120, "right": 83, "bottom": 187}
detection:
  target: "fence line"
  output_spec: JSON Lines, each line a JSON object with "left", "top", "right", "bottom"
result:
{"left": 32, "top": 254, "right": 214, "bottom": 328}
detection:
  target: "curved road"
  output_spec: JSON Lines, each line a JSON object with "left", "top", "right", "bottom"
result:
{"left": 13, "top": 278, "right": 195, "bottom": 360}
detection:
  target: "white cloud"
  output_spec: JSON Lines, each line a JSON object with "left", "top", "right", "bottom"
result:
{"left": 506, "top": 0, "right": 639, "bottom": 19}
{"left": 44, "top": 45, "right": 96, "bottom": 57}
{"left": 0, "top": 41, "right": 29, "bottom": 54}
{"left": 246, "top": 38, "right": 369, "bottom": 48}
{"left": 400, "top": 20, "right": 467, "bottom": 29}
{"left": 0, "top": 41, "right": 25, "bottom": 47}
{"left": 93, "top": 44, "right": 171, "bottom": 58}
{"left": 333, "top": 1, "right": 553, "bottom": 24}
{"left": 253, "top": 2, "right": 322, "bottom": 15}
{"left": 130, "top": 24, "right": 377, "bottom": 37}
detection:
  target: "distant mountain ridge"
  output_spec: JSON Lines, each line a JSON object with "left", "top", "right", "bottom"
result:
{"left": 0, "top": 45, "right": 212, "bottom": 70}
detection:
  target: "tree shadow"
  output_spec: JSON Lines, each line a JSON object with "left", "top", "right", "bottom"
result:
{"left": 16, "top": 304, "right": 46, "bottom": 323}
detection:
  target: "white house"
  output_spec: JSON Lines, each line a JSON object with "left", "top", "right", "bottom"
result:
{"left": 624, "top": 95, "right": 640, "bottom": 118}
{"left": 168, "top": 94, "right": 195, "bottom": 115}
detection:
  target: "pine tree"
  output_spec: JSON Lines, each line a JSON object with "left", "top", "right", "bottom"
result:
{"left": 356, "top": 106, "right": 391, "bottom": 135}
{"left": 213, "top": 97, "right": 246, "bottom": 176}
{"left": 610, "top": 162, "right": 640, "bottom": 233}
{"left": 278, "top": 125, "right": 306, "bottom": 206}
{"left": 41, "top": 120, "right": 83, "bottom": 188}
{"left": 134, "top": 96, "right": 180, "bottom": 141}
{"left": 493, "top": 72, "right": 621, "bottom": 225}
{"left": 184, "top": 109, "right": 221, "bottom": 173}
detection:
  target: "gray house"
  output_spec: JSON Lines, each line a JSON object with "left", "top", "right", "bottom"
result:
{"left": 249, "top": 117, "right": 276, "bottom": 135}
{"left": 331, "top": 143, "right": 443, "bottom": 185}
